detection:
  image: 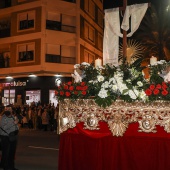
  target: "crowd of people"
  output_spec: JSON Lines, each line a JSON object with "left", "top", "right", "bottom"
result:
{"left": 0, "top": 102, "right": 59, "bottom": 132}
{"left": 0, "top": 102, "right": 59, "bottom": 170}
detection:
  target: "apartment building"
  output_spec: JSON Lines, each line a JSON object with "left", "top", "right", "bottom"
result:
{"left": 0, "top": 0, "right": 103, "bottom": 106}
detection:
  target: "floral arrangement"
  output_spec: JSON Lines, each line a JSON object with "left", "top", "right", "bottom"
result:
{"left": 55, "top": 58, "right": 170, "bottom": 107}
{"left": 144, "top": 60, "right": 170, "bottom": 101}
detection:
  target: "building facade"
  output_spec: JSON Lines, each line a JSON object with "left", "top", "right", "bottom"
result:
{"left": 0, "top": 0, "right": 103, "bottom": 106}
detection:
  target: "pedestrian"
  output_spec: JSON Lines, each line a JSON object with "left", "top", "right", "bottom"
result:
{"left": 32, "top": 107, "right": 38, "bottom": 130}
{"left": 0, "top": 107, "right": 19, "bottom": 170}
{"left": 41, "top": 108, "right": 49, "bottom": 131}
{"left": 28, "top": 107, "right": 33, "bottom": 129}
{"left": 53, "top": 105, "right": 59, "bottom": 132}
{"left": 37, "top": 105, "right": 43, "bottom": 130}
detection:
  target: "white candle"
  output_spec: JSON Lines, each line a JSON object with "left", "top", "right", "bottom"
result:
{"left": 95, "top": 58, "right": 102, "bottom": 67}
{"left": 150, "top": 56, "right": 157, "bottom": 65}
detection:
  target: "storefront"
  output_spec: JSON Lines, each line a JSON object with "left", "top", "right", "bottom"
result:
{"left": 0, "top": 76, "right": 71, "bottom": 106}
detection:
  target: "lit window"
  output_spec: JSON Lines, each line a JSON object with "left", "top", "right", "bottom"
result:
{"left": 17, "top": 43, "right": 35, "bottom": 63}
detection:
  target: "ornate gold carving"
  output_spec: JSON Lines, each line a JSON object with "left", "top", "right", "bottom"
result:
{"left": 58, "top": 99, "right": 170, "bottom": 136}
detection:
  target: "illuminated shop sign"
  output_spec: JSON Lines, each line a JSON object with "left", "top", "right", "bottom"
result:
{"left": 0, "top": 81, "right": 27, "bottom": 87}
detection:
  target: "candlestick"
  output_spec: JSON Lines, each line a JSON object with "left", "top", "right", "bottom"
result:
{"left": 150, "top": 56, "right": 157, "bottom": 65}
{"left": 95, "top": 58, "right": 102, "bottom": 67}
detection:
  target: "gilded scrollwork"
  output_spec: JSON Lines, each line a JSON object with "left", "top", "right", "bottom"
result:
{"left": 58, "top": 99, "right": 170, "bottom": 136}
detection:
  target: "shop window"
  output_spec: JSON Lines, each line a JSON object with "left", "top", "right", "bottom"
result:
{"left": 17, "top": 43, "right": 35, "bottom": 63}
{"left": 18, "top": 11, "right": 35, "bottom": 31}
{"left": 3, "top": 89, "right": 15, "bottom": 106}
{"left": 26, "top": 90, "right": 41, "bottom": 106}
{"left": 84, "top": 21, "right": 95, "bottom": 44}
{"left": 84, "top": 50, "right": 95, "bottom": 64}
{"left": 49, "top": 90, "right": 58, "bottom": 107}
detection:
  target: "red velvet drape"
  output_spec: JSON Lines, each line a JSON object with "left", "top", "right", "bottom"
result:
{"left": 58, "top": 122, "right": 170, "bottom": 170}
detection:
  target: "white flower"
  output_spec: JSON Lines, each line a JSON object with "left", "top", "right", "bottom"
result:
{"left": 98, "top": 88, "right": 108, "bottom": 98}
{"left": 128, "top": 90, "right": 137, "bottom": 99}
{"left": 139, "top": 90, "right": 147, "bottom": 101}
{"left": 126, "top": 79, "right": 131, "bottom": 83}
{"left": 111, "top": 85, "right": 118, "bottom": 91}
{"left": 109, "top": 77, "right": 116, "bottom": 84}
{"left": 157, "top": 60, "right": 166, "bottom": 64}
{"left": 101, "top": 81, "right": 109, "bottom": 88}
{"left": 137, "top": 81, "right": 143, "bottom": 87}
{"left": 97, "top": 75, "right": 104, "bottom": 82}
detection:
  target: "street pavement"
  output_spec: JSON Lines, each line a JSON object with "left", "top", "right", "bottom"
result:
{"left": 15, "top": 128, "right": 60, "bottom": 170}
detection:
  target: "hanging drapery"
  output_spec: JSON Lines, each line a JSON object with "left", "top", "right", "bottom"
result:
{"left": 103, "top": 3, "right": 148, "bottom": 66}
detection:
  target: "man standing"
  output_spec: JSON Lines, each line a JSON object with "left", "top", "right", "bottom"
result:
{"left": 0, "top": 107, "right": 19, "bottom": 170}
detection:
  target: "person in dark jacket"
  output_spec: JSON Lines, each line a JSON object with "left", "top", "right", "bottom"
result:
{"left": 0, "top": 107, "right": 19, "bottom": 170}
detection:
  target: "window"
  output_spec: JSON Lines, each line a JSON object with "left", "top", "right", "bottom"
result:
{"left": 18, "top": 11, "right": 35, "bottom": 31}
{"left": 46, "top": 12, "right": 61, "bottom": 31}
{"left": 84, "top": 0, "right": 95, "bottom": 19}
{"left": 17, "top": 43, "right": 35, "bottom": 63}
{"left": 84, "top": 50, "right": 95, "bottom": 63}
{"left": 46, "top": 44, "right": 61, "bottom": 63}
{"left": 46, "top": 20, "right": 61, "bottom": 31}
{"left": 84, "top": 22, "right": 95, "bottom": 44}
{"left": 98, "top": 33, "right": 103, "bottom": 50}
{"left": 61, "top": 45, "right": 76, "bottom": 64}
{"left": 98, "top": 9, "right": 103, "bottom": 28}
{"left": 62, "top": 14, "right": 76, "bottom": 33}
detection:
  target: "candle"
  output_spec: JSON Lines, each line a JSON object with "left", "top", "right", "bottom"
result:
{"left": 95, "top": 58, "right": 102, "bottom": 67}
{"left": 150, "top": 56, "right": 157, "bottom": 65}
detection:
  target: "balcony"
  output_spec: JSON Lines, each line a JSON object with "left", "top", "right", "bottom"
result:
{"left": 0, "top": 54, "right": 10, "bottom": 68}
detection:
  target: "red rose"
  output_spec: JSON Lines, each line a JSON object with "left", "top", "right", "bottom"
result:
{"left": 82, "top": 91, "right": 87, "bottom": 95}
{"left": 69, "top": 86, "right": 74, "bottom": 91}
{"left": 64, "top": 85, "right": 69, "bottom": 90}
{"left": 162, "top": 83, "right": 168, "bottom": 89}
{"left": 149, "top": 84, "right": 155, "bottom": 90}
{"left": 65, "top": 91, "right": 71, "bottom": 97}
{"left": 153, "top": 89, "right": 159, "bottom": 95}
{"left": 67, "top": 81, "right": 72, "bottom": 85}
{"left": 145, "top": 89, "right": 152, "bottom": 96}
{"left": 76, "top": 86, "right": 81, "bottom": 90}
{"left": 162, "top": 90, "right": 168, "bottom": 96}
{"left": 60, "top": 91, "right": 64, "bottom": 96}
{"left": 82, "top": 86, "right": 88, "bottom": 91}
{"left": 74, "top": 91, "right": 78, "bottom": 95}
{"left": 55, "top": 91, "right": 58, "bottom": 95}
{"left": 81, "top": 82, "right": 86, "bottom": 86}
{"left": 156, "top": 84, "right": 161, "bottom": 89}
